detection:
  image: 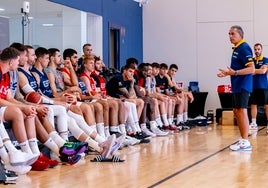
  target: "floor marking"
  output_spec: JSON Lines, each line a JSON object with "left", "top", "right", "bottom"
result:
{"left": 147, "top": 126, "right": 265, "bottom": 188}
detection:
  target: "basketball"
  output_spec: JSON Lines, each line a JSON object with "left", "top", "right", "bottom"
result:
{"left": 25, "top": 91, "right": 42, "bottom": 104}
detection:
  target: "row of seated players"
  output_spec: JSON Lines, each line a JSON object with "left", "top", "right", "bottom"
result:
{"left": 0, "top": 44, "right": 195, "bottom": 181}
{"left": 0, "top": 44, "right": 124, "bottom": 180}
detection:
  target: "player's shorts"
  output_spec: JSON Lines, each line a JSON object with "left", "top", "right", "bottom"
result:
{"left": 232, "top": 89, "right": 250, "bottom": 109}
{"left": 0, "top": 106, "right": 7, "bottom": 122}
{"left": 250, "top": 89, "right": 268, "bottom": 105}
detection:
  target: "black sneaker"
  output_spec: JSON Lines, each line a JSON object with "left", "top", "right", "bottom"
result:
{"left": 140, "top": 131, "right": 151, "bottom": 139}
{"left": 110, "top": 131, "right": 123, "bottom": 138}
{"left": 185, "top": 121, "right": 196, "bottom": 128}
{"left": 182, "top": 122, "right": 191, "bottom": 130}
{"left": 139, "top": 138, "right": 150, "bottom": 144}
{"left": 176, "top": 122, "right": 185, "bottom": 131}
{"left": 129, "top": 132, "right": 150, "bottom": 143}
{"left": 5, "top": 169, "right": 18, "bottom": 181}
{"left": 130, "top": 132, "right": 145, "bottom": 140}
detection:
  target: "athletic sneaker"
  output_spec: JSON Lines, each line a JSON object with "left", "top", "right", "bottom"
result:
{"left": 5, "top": 164, "right": 31, "bottom": 175}
{"left": 129, "top": 132, "right": 150, "bottom": 143}
{"left": 163, "top": 125, "right": 178, "bottom": 132}
{"left": 182, "top": 122, "right": 191, "bottom": 130}
{"left": 59, "top": 141, "right": 88, "bottom": 157}
{"left": 110, "top": 134, "right": 125, "bottom": 156}
{"left": 125, "top": 135, "right": 140, "bottom": 145}
{"left": 100, "top": 134, "right": 116, "bottom": 158}
{"left": 120, "top": 139, "right": 132, "bottom": 149}
{"left": 9, "top": 150, "right": 38, "bottom": 166}
{"left": 110, "top": 131, "right": 123, "bottom": 138}
{"left": 185, "top": 120, "right": 196, "bottom": 128}
{"left": 31, "top": 158, "right": 49, "bottom": 171}
{"left": 176, "top": 122, "right": 185, "bottom": 131}
{"left": 50, "top": 152, "right": 61, "bottom": 162}
{"left": 5, "top": 169, "right": 18, "bottom": 181}
{"left": 38, "top": 153, "right": 58, "bottom": 168}
{"left": 141, "top": 127, "right": 156, "bottom": 137}
{"left": 134, "top": 132, "right": 150, "bottom": 139}
{"left": 229, "top": 139, "right": 252, "bottom": 151}
{"left": 249, "top": 123, "right": 258, "bottom": 130}
{"left": 59, "top": 154, "right": 81, "bottom": 165}
{"left": 151, "top": 127, "right": 169, "bottom": 136}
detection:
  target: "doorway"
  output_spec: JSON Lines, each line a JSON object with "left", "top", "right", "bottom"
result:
{"left": 109, "top": 27, "right": 120, "bottom": 69}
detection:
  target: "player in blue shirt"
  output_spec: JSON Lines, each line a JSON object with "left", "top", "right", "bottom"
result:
{"left": 249, "top": 43, "right": 268, "bottom": 131}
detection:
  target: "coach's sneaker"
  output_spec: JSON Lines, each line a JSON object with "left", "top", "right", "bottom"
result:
{"left": 249, "top": 123, "right": 258, "bottom": 130}
{"left": 229, "top": 139, "right": 252, "bottom": 151}
{"left": 9, "top": 150, "right": 38, "bottom": 166}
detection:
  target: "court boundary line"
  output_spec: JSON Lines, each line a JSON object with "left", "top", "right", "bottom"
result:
{"left": 147, "top": 126, "right": 265, "bottom": 188}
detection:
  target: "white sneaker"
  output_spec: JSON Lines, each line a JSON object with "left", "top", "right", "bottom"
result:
{"left": 249, "top": 123, "right": 258, "bottom": 130}
{"left": 50, "top": 152, "right": 61, "bottom": 162}
{"left": 100, "top": 134, "right": 116, "bottom": 158}
{"left": 5, "top": 164, "right": 31, "bottom": 175}
{"left": 9, "top": 151, "right": 39, "bottom": 166}
{"left": 125, "top": 135, "right": 140, "bottom": 145}
{"left": 229, "top": 139, "right": 252, "bottom": 151}
{"left": 142, "top": 127, "right": 156, "bottom": 138}
{"left": 120, "top": 139, "right": 131, "bottom": 149}
{"left": 151, "top": 127, "right": 169, "bottom": 136}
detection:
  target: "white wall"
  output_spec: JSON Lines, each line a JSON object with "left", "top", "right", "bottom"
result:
{"left": 87, "top": 14, "right": 103, "bottom": 59}
{"left": 143, "top": 0, "right": 268, "bottom": 114}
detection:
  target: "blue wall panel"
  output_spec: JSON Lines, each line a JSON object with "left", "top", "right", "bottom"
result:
{"left": 49, "top": 0, "right": 143, "bottom": 68}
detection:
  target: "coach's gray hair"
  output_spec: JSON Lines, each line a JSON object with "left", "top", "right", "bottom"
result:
{"left": 231, "top": 25, "right": 244, "bottom": 38}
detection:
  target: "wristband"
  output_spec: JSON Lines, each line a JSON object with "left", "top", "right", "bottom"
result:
{"left": 42, "top": 96, "right": 54, "bottom": 104}
{"left": 234, "top": 70, "right": 238, "bottom": 76}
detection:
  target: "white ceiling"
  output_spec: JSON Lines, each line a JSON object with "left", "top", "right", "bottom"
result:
{"left": 0, "top": 0, "right": 72, "bottom": 19}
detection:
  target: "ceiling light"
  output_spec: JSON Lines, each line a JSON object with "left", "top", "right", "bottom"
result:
{"left": 42, "top": 23, "right": 54, "bottom": 27}
{"left": 0, "top": 8, "right": 5, "bottom": 11}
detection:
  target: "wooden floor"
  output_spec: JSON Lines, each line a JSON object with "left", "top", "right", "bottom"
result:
{"left": 5, "top": 124, "right": 268, "bottom": 188}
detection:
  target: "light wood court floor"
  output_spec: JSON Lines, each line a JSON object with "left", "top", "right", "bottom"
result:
{"left": 6, "top": 124, "right": 268, "bottom": 188}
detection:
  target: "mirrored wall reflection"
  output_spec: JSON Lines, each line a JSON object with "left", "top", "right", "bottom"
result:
{"left": 0, "top": 16, "right": 9, "bottom": 51}
{"left": 0, "top": 0, "right": 103, "bottom": 57}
